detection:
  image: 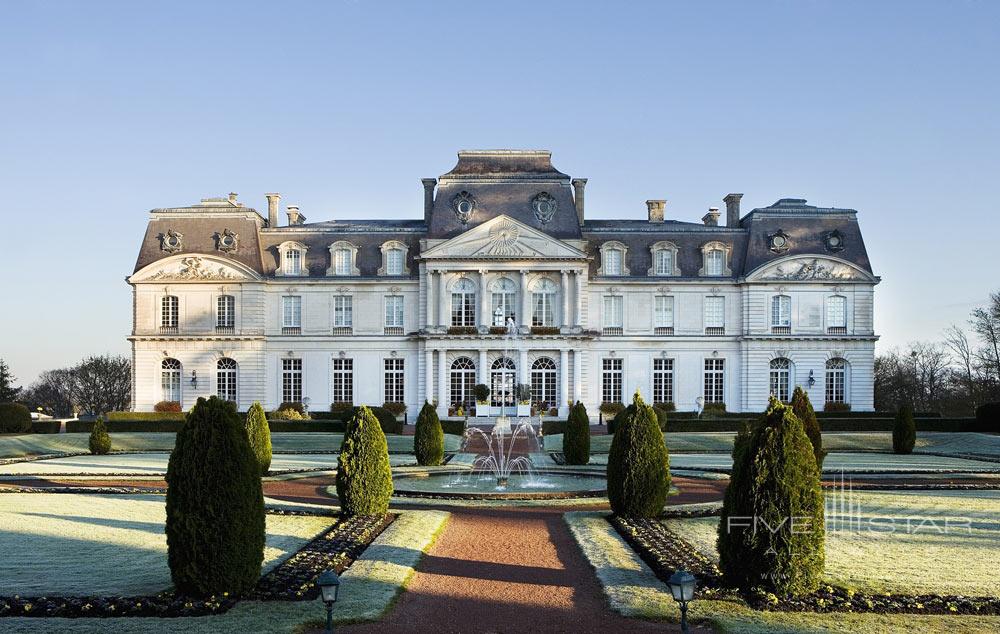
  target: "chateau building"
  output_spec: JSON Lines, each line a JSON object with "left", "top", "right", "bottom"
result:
{"left": 128, "top": 150, "right": 878, "bottom": 417}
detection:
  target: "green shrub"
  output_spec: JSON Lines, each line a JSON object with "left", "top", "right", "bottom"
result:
{"left": 330, "top": 402, "right": 354, "bottom": 418}
{"left": 893, "top": 404, "right": 916, "bottom": 454}
{"left": 279, "top": 401, "right": 305, "bottom": 414}
{"left": 88, "top": 418, "right": 111, "bottom": 455}
{"left": 271, "top": 407, "right": 306, "bottom": 420}
{"left": 717, "top": 398, "right": 824, "bottom": 597}
{"left": 107, "top": 411, "right": 187, "bottom": 421}
{"left": 440, "top": 419, "right": 467, "bottom": 436}
{"left": 383, "top": 401, "right": 407, "bottom": 417}
{"left": 414, "top": 402, "right": 444, "bottom": 466}
{"left": 473, "top": 383, "right": 490, "bottom": 403}
{"left": 269, "top": 420, "right": 346, "bottom": 432}
{"left": 31, "top": 420, "right": 61, "bottom": 434}
{"left": 563, "top": 401, "right": 591, "bottom": 465}
{"left": 67, "top": 419, "right": 185, "bottom": 433}
{"left": 702, "top": 402, "right": 727, "bottom": 416}
{"left": 975, "top": 402, "right": 999, "bottom": 432}
{"left": 791, "top": 386, "right": 826, "bottom": 468}
{"left": 155, "top": 400, "right": 182, "bottom": 413}
{"left": 823, "top": 401, "right": 852, "bottom": 413}
{"left": 610, "top": 405, "right": 666, "bottom": 433}
{"left": 607, "top": 391, "right": 671, "bottom": 518}
{"left": 355, "top": 405, "right": 403, "bottom": 434}
{"left": 0, "top": 402, "right": 31, "bottom": 433}
{"left": 654, "top": 401, "right": 676, "bottom": 413}
{"left": 599, "top": 402, "right": 625, "bottom": 418}
{"left": 541, "top": 419, "right": 568, "bottom": 435}
{"left": 245, "top": 402, "right": 272, "bottom": 476}
{"left": 336, "top": 406, "right": 393, "bottom": 516}
{"left": 166, "top": 397, "right": 265, "bottom": 597}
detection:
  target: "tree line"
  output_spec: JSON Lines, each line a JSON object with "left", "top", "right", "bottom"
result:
{"left": 0, "top": 355, "right": 131, "bottom": 417}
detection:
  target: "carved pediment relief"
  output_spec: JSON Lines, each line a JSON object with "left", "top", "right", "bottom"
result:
{"left": 130, "top": 255, "right": 260, "bottom": 283}
{"left": 749, "top": 256, "right": 873, "bottom": 282}
{"left": 420, "top": 215, "right": 587, "bottom": 260}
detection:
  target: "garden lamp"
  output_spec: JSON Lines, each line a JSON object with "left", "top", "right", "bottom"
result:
{"left": 316, "top": 570, "right": 341, "bottom": 633}
{"left": 666, "top": 569, "right": 696, "bottom": 632}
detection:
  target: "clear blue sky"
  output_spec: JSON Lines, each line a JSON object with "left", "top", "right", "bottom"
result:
{"left": 2, "top": 1, "right": 998, "bottom": 385}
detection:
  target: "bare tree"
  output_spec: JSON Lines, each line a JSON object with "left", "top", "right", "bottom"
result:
{"left": 970, "top": 291, "right": 1000, "bottom": 384}
{"left": 72, "top": 355, "right": 131, "bottom": 415}
{"left": 944, "top": 325, "right": 979, "bottom": 407}
{"left": 21, "top": 369, "right": 77, "bottom": 417}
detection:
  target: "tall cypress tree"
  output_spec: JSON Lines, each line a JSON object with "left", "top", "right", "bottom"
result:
{"left": 245, "top": 402, "right": 272, "bottom": 476}
{"left": 336, "top": 405, "right": 393, "bottom": 516}
{"left": 607, "top": 391, "right": 670, "bottom": 517}
{"left": 414, "top": 401, "right": 444, "bottom": 466}
{"left": 791, "top": 386, "right": 826, "bottom": 469}
{"left": 563, "top": 401, "right": 591, "bottom": 465}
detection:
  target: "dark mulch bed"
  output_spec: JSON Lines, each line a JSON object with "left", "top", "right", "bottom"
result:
{"left": 0, "top": 513, "right": 394, "bottom": 619}
{"left": 610, "top": 515, "right": 1000, "bottom": 616}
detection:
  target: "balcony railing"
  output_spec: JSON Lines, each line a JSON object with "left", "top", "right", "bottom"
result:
{"left": 771, "top": 326, "right": 791, "bottom": 335}
{"left": 384, "top": 326, "right": 404, "bottom": 336}
{"left": 602, "top": 326, "right": 623, "bottom": 336}
{"left": 827, "top": 326, "right": 848, "bottom": 335}
{"left": 159, "top": 325, "right": 178, "bottom": 334}
{"left": 705, "top": 326, "right": 725, "bottom": 336}
{"left": 332, "top": 326, "right": 353, "bottom": 336}
{"left": 281, "top": 326, "right": 301, "bottom": 335}
{"left": 215, "top": 325, "right": 235, "bottom": 334}
{"left": 653, "top": 326, "right": 674, "bottom": 336}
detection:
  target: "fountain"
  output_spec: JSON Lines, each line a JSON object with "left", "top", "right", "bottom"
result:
{"left": 462, "top": 419, "right": 541, "bottom": 489}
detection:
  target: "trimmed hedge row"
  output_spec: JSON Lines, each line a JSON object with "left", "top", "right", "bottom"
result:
{"left": 107, "top": 411, "right": 187, "bottom": 421}
{"left": 440, "top": 419, "right": 467, "bottom": 436}
{"left": 31, "top": 420, "right": 61, "bottom": 434}
{"left": 67, "top": 419, "right": 184, "bottom": 433}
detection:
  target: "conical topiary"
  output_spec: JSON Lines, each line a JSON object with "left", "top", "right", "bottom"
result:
{"left": 563, "top": 401, "right": 591, "bottom": 465}
{"left": 606, "top": 390, "right": 671, "bottom": 517}
{"left": 244, "top": 402, "right": 272, "bottom": 476}
{"left": 336, "top": 405, "right": 393, "bottom": 516}
{"left": 88, "top": 417, "right": 111, "bottom": 455}
{"left": 166, "top": 396, "right": 265, "bottom": 597}
{"left": 717, "top": 397, "right": 825, "bottom": 597}
{"left": 414, "top": 401, "right": 444, "bottom": 466}
{"left": 893, "top": 404, "right": 916, "bottom": 454}
{"left": 791, "top": 386, "right": 826, "bottom": 469}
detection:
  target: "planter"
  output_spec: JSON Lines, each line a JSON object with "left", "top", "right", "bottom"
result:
{"left": 516, "top": 404, "right": 531, "bottom": 417}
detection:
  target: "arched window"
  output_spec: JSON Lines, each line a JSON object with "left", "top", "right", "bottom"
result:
{"left": 379, "top": 241, "right": 409, "bottom": 276}
{"left": 161, "top": 358, "right": 182, "bottom": 404}
{"left": 699, "top": 241, "right": 732, "bottom": 277}
{"left": 649, "top": 241, "right": 680, "bottom": 277}
{"left": 285, "top": 248, "right": 302, "bottom": 275}
{"left": 769, "top": 358, "right": 791, "bottom": 402}
{"left": 825, "top": 358, "right": 847, "bottom": 405}
{"left": 450, "top": 357, "right": 477, "bottom": 409}
{"left": 216, "top": 358, "right": 238, "bottom": 403}
{"left": 451, "top": 278, "right": 476, "bottom": 327}
{"left": 771, "top": 295, "right": 791, "bottom": 333}
{"left": 277, "top": 241, "right": 309, "bottom": 277}
{"left": 326, "top": 241, "right": 359, "bottom": 276}
{"left": 490, "top": 277, "right": 517, "bottom": 326}
{"left": 160, "top": 295, "right": 179, "bottom": 332}
{"left": 599, "top": 241, "right": 628, "bottom": 276}
{"left": 531, "top": 357, "right": 557, "bottom": 406}
{"left": 531, "top": 278, "right": 557, "bottom": 327}
{"left": 490, "top": 357, "right": 516, "bottom": 409}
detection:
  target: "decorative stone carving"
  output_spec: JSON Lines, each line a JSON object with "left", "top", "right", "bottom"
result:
{"left": 147, "top": 257, "right": 239, "bottom": 281}
{"left": 764, "top": 258, "right": 863, "bottom": 281}
{"left": 451, "top": 191, "right": 477, "bottom": 224}
{"left": 215, "top": 228, "right": 239, "bottom": 254}
{"left": 531, "top": 192, "right": 557, "bottom": 224}
{"left": 160, "top": 229, "right": 183, "bottom": 253}
{"left": 825, "top": 230, "right": 845, "bottom": 252}
{"left": 767, "top": 229, "right": 790, "bottom": 253}
{"left": 487, "top": 220, "right": 521, "bottom": 256}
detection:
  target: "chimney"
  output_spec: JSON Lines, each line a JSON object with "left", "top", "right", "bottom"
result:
{"left": 265, "top": 193, "right": 280, "bottom": 227}
{"left": 572, "top": 178, "right": 587, "bottom": 225}
{"left": 286, "top": 205, "right": 305, "bottom": 226}
{"left": 724, "top": 193, "right": 743, "bottom": 227}
{"left": 646, "top": 200, "right": 666, "bottom": 223}
{"left": 421, "top": 178, "right": 436, "bottom": 225}
{"left": 702, "top": 207, "right": 721, "bottom": 226}
{"left": 228, "top": 192, "right": 239, "bottom": 205}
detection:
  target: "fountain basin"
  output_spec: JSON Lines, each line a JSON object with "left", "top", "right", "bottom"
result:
{"left": 391, "top": 470, "right": 606, "bottom": 500}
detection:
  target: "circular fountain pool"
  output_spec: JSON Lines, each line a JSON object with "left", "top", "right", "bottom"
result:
{"left": 391, "top": 470, "right": 607, "bottom": 500}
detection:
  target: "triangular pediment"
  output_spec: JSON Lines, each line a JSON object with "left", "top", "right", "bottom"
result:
{"left": 421, "top": 215, "right": 588, "bottom": 260}
{"left": 130, "top": 254, "right": 262, "bottom": 283}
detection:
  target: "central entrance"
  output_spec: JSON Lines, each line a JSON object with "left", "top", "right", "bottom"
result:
{"left": 490, "top": 357, "right": 516, "bottom": 416}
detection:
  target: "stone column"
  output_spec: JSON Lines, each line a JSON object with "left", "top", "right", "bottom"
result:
{"left": 560, "top": 348, "right": 570, "bottom": 416}
{"left": 574, "top": 270, "right": 584, "bottom": 329}
{"left": 479, "top": 269, "right": 489, "bottom": 329}
{"left": 479, "top": 349, "right": 489, "bottom": 415}
{"left": 438, "top": 271, "right": 449, "bottom": 329}
{"left": 560, "top": 270, "right": 570, "bottom": 329}
{"left": 520, "top": 270, "right": 530, "bottom": 330}
{"left": 424, "top": 348, "right": 434, "bottom": 407}
{"left": 424, "top": 266, "right": 434, "bottom": 329}
{"left": 519, "top": 348, "right": 529, "bottom": 394}
{"left": 575, "top": 349, "right": 586, "bottom": 406}
{"left": 437, "top": 348, "right": 448, "bottom": 417}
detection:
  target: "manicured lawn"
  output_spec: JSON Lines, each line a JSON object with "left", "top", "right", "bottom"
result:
{"left": 665, "top": 490, "right": 1000, "bottom": 596}
{"left": 0, "top": 432, "right": 463, "bottom": 459}
{"left": 0, "top": 493, "right": 333, "bottom": 596}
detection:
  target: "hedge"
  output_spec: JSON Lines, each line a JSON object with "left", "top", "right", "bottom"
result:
{"left": 0, "top": 403, "right": 32, "bottom": 433}
{"left": 542, "top": 419, "right": 569, "bottom": 435}
{"left": 269, "top": 420, "right": 346, "bottom": 432}
{"left": 976, "top": 402, "right": 999, "bottom": 432}
{"left": 440, "top": 419, "right": 467, "bottom": 436}
{"left": 31, "top": 420, "right": 61, "bottom": 434}
{"left": 107, "top": 411, "right": 187, "bottom": 422}
{"left": 67, "top": 419, "right": 185, "bottom": 433}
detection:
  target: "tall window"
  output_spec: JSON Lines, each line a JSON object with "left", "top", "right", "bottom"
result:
{"left": 161, "top": 358, "right": 181, "bottom": 403}
{"left": 827, "top": 296, "right": 847, "bottom": 333}
{"left": 385, "top": 295, "right": 404, "bottom": 333}
{"left": 704, "top": 296, "right": 725, "bottom": 334}
{"left": 654, "top": 249, "right": 674, "bottom": 276}
{"left": 602, "top": 358, "right": 623, "bottom": 404}
{"left": 704, "top": 358, "right": 725, "bottom": 404}
{"left": 771, "top": 295, "right": 791, "bottom": 332}
{"left": 826, "top": 358, "right": 847, "bottom": 404}
{"left": 285, "top": 248, "right": 302, "bottom": 275}
{"left": 332, "top": 358, "right": 354, "bottom": 404}
{"left": 333, "top": 248, "right": 352, "bottom": 276}
{"left": 532, "top": 279, "right": 556, "bottom": 327}
{"left": 217, "top": 295, "right": 235, "bottom": 331}
{"left": 531, "top": 357, "right": 557, "bottom": 406}
{"left": 161, "top": 295, "right": 179, "bottom": 331}
{"left": 490, "top": 358, "right": 516, "bottom": 408}
{"left": 384, "top": 358, "right": 404, "bottom": 403}
{"left": 654, "top": 295, "right": 674, "bottom": 333}
{"left": 385, "top": 248, "right": 404, "bottom": 275}
{"left": 216, "top": 358, "right": 238, "bottom": 403}
{"left": 450, "top": 357, "right": 477, "bottom": 409}
{"left": 491, "top": 278, "right": 517, "bottom": 325}
{"left": 603, "top": 295, "right": 623, "bottom": 333}
{"left": 333, "top": 295, "right": 353, "bottom": 328}
{"left": 281, "top": 358, "right": 302, "bottom": 403}
{"left": 451, "top": 278, "right": 476, "bottom": 327}
{"left": 282, "top": 296, "right": 301, "bottom": 333}
{"left": 603, "top": 247, "right": 623, "bottom": 275}
{"left": 769, "top": 358, "right": 791, "bottom": 402}
{"left": 704, "top": 249, "right": 724, "bottom": 275}
{"left": 652, "top": 358, "right": 674, "bottom": 405}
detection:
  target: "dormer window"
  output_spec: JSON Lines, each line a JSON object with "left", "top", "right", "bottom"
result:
{"left": 699, "top": 241, "right": 732, "bottom": 277}
{"left": 276, "top": 241, "right": 308, "bottom": 277}
{"left": 598, "top": 241, "right": 629, "bottom": 276}
{"left": 378, "top": 240, "right": 410, "bottom": 276}
{"left": 326, "top": 241, "right": 360, "bottom": 277}
{"left": 649, "top": 241, "right": 680, "bottom": 276}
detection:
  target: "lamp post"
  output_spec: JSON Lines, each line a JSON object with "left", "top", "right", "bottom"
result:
{"left": 666, "top": 569, "right": 696, "bottom": 632}
{"left": 316, "top": 570, "right": 341, "bottom": 633}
